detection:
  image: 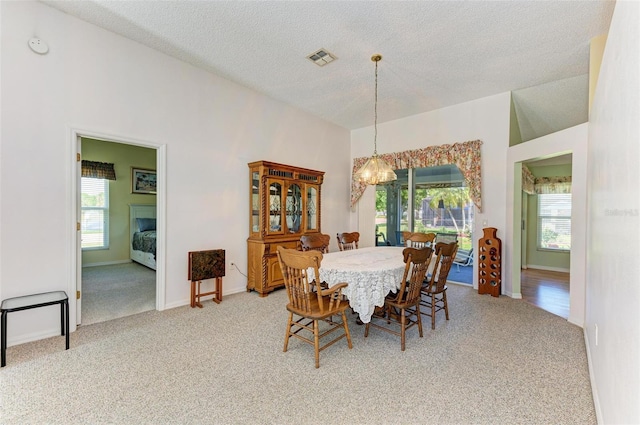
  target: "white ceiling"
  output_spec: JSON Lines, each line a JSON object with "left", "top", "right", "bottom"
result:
{"left": 42, "top": 0, "right": 615, "bottom": 138}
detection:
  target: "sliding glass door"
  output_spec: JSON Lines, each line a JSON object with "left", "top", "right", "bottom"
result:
{"left": 375, "top": 165, "right": 474, "bottom": 252}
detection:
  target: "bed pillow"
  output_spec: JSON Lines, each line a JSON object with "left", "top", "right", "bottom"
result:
{"left": 136, "top": 218, "right": 156, "bottom": 232}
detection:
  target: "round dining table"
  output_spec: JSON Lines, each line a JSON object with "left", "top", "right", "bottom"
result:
{"left": 308, "top": 246, "right": 407, "bottom": 323}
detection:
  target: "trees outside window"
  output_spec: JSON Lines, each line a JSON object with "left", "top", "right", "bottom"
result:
{"left": 537, "top": 193, "right": 571, "bottom": 251}
{"left": 376, "top": 176, "right": 473, "bottom": 250}
{"left": 81, "top": 177, "right": 109, "bottom": 249}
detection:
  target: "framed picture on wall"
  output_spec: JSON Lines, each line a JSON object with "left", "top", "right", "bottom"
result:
{"left": 131, "top": 167, "right": 157, "bottom": 194}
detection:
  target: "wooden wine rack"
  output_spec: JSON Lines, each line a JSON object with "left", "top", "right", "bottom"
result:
{"left": 478, "top": 227, "right": 501, "bottom": 297}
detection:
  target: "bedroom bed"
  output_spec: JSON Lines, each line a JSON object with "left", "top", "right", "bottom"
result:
{"left": 130, "top": 204, "right": 157, "bottom": 270}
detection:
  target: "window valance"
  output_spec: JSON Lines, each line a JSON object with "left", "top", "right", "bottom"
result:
{"left": 351, "top": 140, "right": 483, "bottom": 211}
{"left": 534, "top": 176, "right": 572, "bottom": 194}
{"left": 522, "top": 165, "right": 535, "bottom": 194}
{"left": 81, "top": 160, "right": 116, "bottom": 180}
{"left": 521, "top": 164, "right": 571, "bottom": 194}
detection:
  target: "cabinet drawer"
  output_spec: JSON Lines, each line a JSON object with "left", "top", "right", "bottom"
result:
{"left": 265, "top": 240, "right": 299, "bottom": 255}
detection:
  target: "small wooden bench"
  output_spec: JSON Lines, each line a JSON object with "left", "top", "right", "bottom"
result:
{"left": 1, "top": 291, "right": 69, "bottom": 367}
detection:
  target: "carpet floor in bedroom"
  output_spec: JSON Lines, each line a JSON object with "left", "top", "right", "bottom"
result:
{"left": 81, "top": 262, "right": 156, "bottom": 326}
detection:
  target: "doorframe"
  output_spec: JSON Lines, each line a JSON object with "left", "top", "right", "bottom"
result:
{"left": 69, "top": 127, "right": 167, "bottom": 330}
{"left": 506, "top": 123, "right": 588, "bottom": 327}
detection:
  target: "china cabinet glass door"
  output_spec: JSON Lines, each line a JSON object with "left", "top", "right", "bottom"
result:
{"left": 251, "top": 171, "right": 260, "bottom": 233}
{"left": 286, "top": 183, "right": 302, "bottom": 233}
{"left": 306, "top": 186, "right": 318, "bottom": 231}
{"left": 268, "top": 180, "right": 283, "bottom": 234}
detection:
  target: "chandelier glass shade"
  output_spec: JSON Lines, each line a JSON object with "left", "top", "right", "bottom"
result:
{"left": 354, "top": 54, "right": 397, "bottom": 186}
{"left": 354, "top": 153, "right": 398, "bottom": 185}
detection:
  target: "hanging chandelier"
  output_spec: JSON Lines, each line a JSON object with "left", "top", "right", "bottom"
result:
{"left": 354, "top": 54, "right": 397, "bottom": 186}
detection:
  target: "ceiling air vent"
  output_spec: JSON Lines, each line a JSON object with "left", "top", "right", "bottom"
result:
{"left": 307, "top": 49, "right": 337, "bottom": 67}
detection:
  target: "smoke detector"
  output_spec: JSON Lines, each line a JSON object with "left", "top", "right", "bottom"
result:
{"left": 28, "top": 38, "right": 49, "bottom": 55}
{"left": 307, "top": 49, "right": 337, "bottom": 66}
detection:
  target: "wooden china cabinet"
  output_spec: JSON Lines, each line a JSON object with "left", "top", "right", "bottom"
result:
{"left": 247, "top": 161, "right": 324, "bottom": 296}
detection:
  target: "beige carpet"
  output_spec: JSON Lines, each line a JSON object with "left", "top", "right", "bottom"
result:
{"left": 1, "top": 284, "right": 595, "bottom": 424}
{"left": 81, "top": 262, "right": 156, "bottom": 326}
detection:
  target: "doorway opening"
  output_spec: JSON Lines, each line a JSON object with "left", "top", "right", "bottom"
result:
{"left": 519, "top": 154, "right": 572, "bottom": 319}
{"left": 71, "top": 130, "right": 165, "bottom": 329}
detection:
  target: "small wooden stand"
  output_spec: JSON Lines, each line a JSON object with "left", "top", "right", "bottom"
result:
{"left": 478, "top": 227, "right": 501, "bottom": 297}
{"left": 188, "top": 249, "right": 225, "bottom": 308}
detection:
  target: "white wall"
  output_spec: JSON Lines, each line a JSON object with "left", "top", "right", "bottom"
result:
{"left": 0, "top": 1, "right": 351, "bottom": 345}
{"left": 506, "top": 124, "right": 588, "bottom": 325}
{"left": 585, "top": 1, "right": 640, "bottom": 423}
{"left": 350, "top": 92, "right": 511, "bottom": 290}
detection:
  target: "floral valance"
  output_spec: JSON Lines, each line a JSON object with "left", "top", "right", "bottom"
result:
{"left": 534, "top": 176, "right": 572, "bottom": 194}
{"left": 351, "top": 140, "right": 483, "bottom": 211}
{"left": 522, "top": 165, "right": 535, "bottom": 194}
{"left": 522, "top": 165, "right": 571, "bottom": 195}
{"left": 521, "top": 164, "right": 571, "bottom": 194}
{"left": 81, "top": 160, "right": 116, "bottom": 180}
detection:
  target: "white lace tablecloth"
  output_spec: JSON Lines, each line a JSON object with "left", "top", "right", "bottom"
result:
{"left": 308, "top": 246, "right": 406, "bottom": 323}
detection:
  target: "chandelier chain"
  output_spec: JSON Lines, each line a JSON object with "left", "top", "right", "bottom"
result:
{"left": 373, "top": 58, "right": 378, "bottom": 155}
{"left": 353, "top": 53, "right": 397, "bottom": 186}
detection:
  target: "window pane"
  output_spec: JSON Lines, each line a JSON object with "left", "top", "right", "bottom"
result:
{"left": 399, "top": 185, "right": 409, "bottom": 232}
{"left": 81, "top": 178, "right": 107, "bottom": 207}
{"left": 81, "top": 209, "right": 105, "bottom": 248}
{"left": 413, "top": 187, "right": 430, "bottom": 232}
{"left": 538, "top": 193, "right": 571, "bottom": 250}
{"left": 377, "top": 165, "right": 474, "bottom": 251}
{"left": 81, "top": 177, "right": 109, "bottom": 249}
{"left": 375, "top": 187, "right": 389, "bottom": 246}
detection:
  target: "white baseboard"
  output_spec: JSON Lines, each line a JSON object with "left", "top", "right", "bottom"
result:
{"left": 82, "top": 260, "right": 131, "bottom": 268}
{"left": 524, "top": 264, "right": 570, "bottom": 273}
{"left": 6, "top": 328, "right": 63, "bottom": 348}
{"left": 163, "top": 299, "right": 191, "bottom": 310}
{"left": 163, "top": 286, "right": 248, "bottom": 310}
{"left": 584, "top": 329, "right": 603, "bottom": 425}
{"left": 568, "top": 315, "right": 584, "bottom": 328}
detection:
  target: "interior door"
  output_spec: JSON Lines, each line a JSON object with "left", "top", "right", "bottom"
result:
{"left": 75, "top": 136, "right": 83, "bottom": 325}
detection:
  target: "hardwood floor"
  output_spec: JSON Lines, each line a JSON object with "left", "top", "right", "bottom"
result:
{"left": 521, "top": 268, "right": 569, "bottom": 319}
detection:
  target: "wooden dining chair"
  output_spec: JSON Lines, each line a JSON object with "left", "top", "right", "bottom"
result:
{"left": 420, "top": 241, "right": 458, "bottom": 329}
{"left": 276, "top": 246, "right": 353, "bottom": 368}
{"left": 394, "top": 230, "right": 415, "bottom": 246}
{"left": 364, "top": 247, "right": 433, "bottom": 351}
{"left": 336, "top": 232, "right": 359, "bottom": 251}
{"left": 299, "top": 233, "right": 331, "bottom": 291}
{"left": 405, "top": 232, "right": 436, "bottom": 248}
{"left": 435, "top": 232, "right": 458, "bottom": 245}
{"left": 300, "top": 233, "right": 330, "bottom": 253}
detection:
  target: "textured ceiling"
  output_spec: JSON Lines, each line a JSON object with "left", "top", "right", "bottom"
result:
{"left": 42, "top": 0, "right": 615, "bottom": 138}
